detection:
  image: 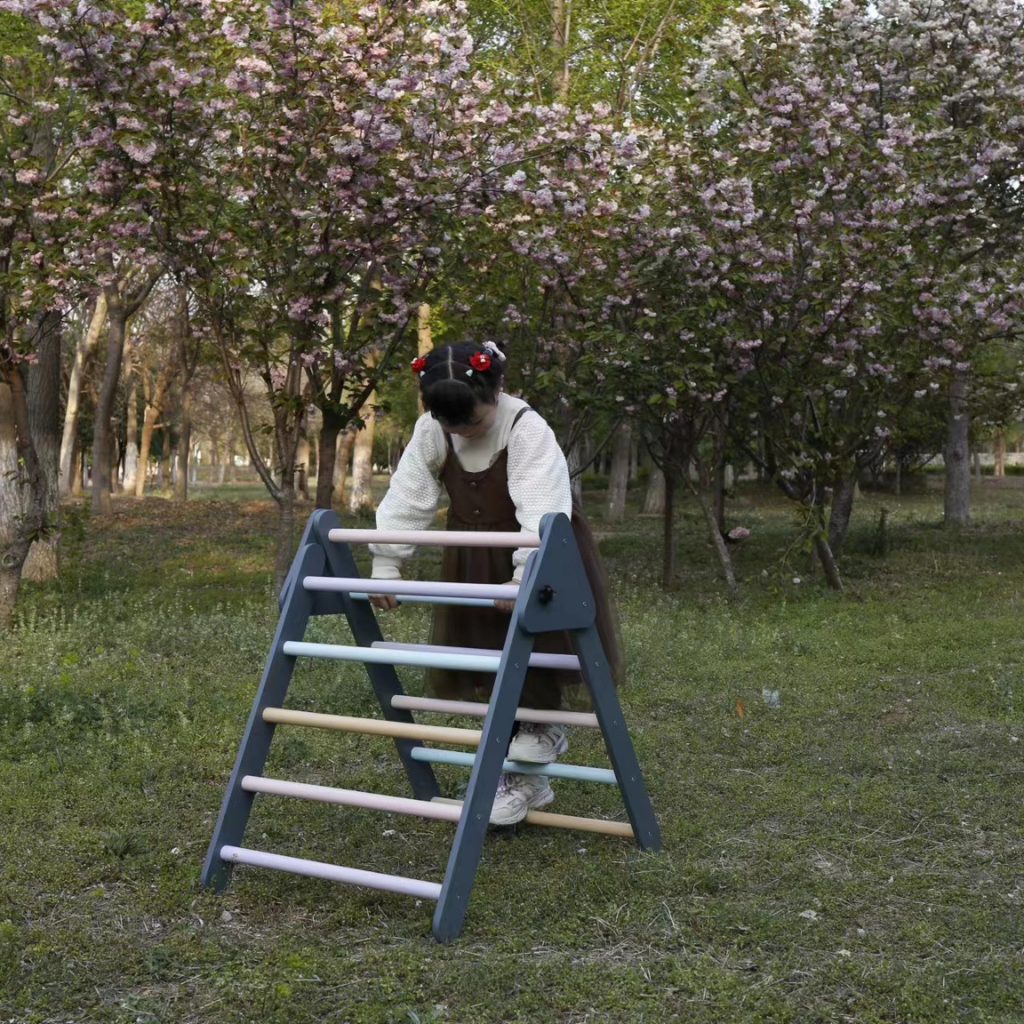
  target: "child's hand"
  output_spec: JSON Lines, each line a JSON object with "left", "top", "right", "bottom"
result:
{"left": 368, "top": 577, "right": 401, "bottom": 611}
{"left": 495, "top": 580, "right": 520, "bottom": 614}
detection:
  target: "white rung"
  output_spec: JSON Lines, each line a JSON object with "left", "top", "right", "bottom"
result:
{"left": 328, "top": 528, "right": 540, "bottom": 548}
{"left": 373, "top": 641, "right": 581, "bottom": 673}
{"left": 303, "top": 576, "right": 520, "bottom": 603}
{"left": 241, "top": 775, "right": 462, "bottom": 822}
{"left": 391, "top": 694, "right": 598, "bottom": 729}
{"left": 220, "top": 845, "right": 442, "bottom": 900}
{"left": 283, "top": 640, "right": 500, "bottom": 673}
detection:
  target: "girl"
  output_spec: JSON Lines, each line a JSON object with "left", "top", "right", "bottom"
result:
{"left": 369, "top": 341, "right": 622, "bottom": 825}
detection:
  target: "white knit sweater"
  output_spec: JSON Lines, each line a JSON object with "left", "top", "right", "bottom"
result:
{"left": 370, "top": 394, "right": 572, "bottom": 582}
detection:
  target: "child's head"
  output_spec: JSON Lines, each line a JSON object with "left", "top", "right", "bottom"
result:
{"left": 414, "top": 341, "right": 506, "bottom": 435}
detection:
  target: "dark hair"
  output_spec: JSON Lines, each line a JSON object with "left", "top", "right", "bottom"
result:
{"left": 419, "top": 342, "right": 506, "bottom": 426}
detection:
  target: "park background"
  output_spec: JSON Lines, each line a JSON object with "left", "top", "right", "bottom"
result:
{"left": 1, "top": 1, "right": 1022, "bottom": 1021}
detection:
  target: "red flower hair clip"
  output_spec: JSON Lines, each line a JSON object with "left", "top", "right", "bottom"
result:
{"left": 410, "top": 357, "right": 427, "bottom": 374}
{"left": 468, "top": 351, "right": 491, "bottom": 372}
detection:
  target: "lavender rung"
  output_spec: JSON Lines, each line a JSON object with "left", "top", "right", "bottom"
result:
{"left": 391, "top": 693, "right": 598, "bottom": 729}
{"left": 374, "top": 641, "right": 581, "bottom": 673}
{"left": 219, "top": 845, "right": 442, "bottom": 900}
{"left": 328, "top": 528, "right": 540, "bottom": 548}
{"left": 303, "top": 576, "right": 519, "bottom": 602}
{"left": 241, "top": 775, "right": 462, "bottom": 822}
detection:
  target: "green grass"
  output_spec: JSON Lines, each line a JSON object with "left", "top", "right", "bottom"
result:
{"left": 1, "top": 483, "right": 1022, "bottom": 1023}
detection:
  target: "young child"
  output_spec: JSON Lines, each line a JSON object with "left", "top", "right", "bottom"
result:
{"left": 369, "top": 341, "right": 622, "bottom": 825}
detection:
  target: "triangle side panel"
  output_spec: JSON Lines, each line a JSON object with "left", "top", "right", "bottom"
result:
{"left": 432, "top": 622, "right": 536, "bottom": 942}
{"left": 572, "top": 626, "right": 661, "bottom": 852}
{"left": 200, "top": 541, "right": 326, "bottom": 891}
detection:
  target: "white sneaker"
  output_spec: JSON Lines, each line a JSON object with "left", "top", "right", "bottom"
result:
{"left": 507, "top": 723, "right": 568, "bottom": 763}
{"left": 490, "top": 772, "right": 554, "bottom": 826}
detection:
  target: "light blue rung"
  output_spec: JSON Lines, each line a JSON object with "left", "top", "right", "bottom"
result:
{"left": 410, "top": 746, "right": 617, "bottom": 785}
{"left": 283, "top": 640, "right": 499, "bottom": 673}
{"left": 350, "top": 593, "right": 496, "bottom": 609}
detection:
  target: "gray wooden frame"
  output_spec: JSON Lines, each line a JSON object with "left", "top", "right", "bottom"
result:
{"left": 201, "top": 509, "right": 660, "bottom": 941}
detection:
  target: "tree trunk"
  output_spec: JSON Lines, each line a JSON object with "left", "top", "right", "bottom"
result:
{"left": 662, "top": 468, "right": 677, "bottom": 589}
{"left": 22, "top": 313, "right": 62, "bottom": 581}
{"left": 994, "top": 429, "right": 1006, "bottom": 478}
{"left": 159, "top": 429, "right": 172, "bottom": 490}
{"left": 565, "top": 435, "right": 584, "bottom": 507}
{"left": 0, "top": 370, "right": 47, "bottom": 630}
{"left": 59, "top": 292, "right": 106, "bottom": 497}
{"left": 123, "top": 346, "right": 139, "bottom": 494}
{"left": 71, "top": 444, "right": 84, "bottom": 497}
{"left": 643, "top": 465, "right": 666, "bottom": 515}
{"left": 827, "top": 471, "right": 858, "bottom": 553}
{"left": 136, "top": 368, "right": 176, "bottom": 498}
{"left": 416, "top": 302, "right": 432, "bottom": 414}
{"left": 687, "top": 476, "right": 738, "bottom": 599}
{"left": 605, "top": 422, "right": 631, "bottom": 520}
{"left": 91, "top": 292, "right": 128, "bottom": 515}
{"left": 0, "top": 380, "right": 24, "bottom": 626}
{"left": 295, "top": 435, "right": 310, "bottom": 499}
{"left": 173, "top": 386, "right": 192, "bottom": 502}
{"left": 551, "top": 0, "right": 570, "bottom": 101}
{"left": 275, "top": 484, "right": 296, "bottom": 596}
{"left": 315, "top": 409, "right": 342, "bottom": 509}
{"left": 271, "top": 398, "right": 302, "bottom": 596}
{"left": 814, "top": 530, "right": 845, "bottom": 592}
{"left": 136, "top": 406, "right": 157, "bottom": 497}
{"left": 333, "top": 427, "right": 355, "bottom": 507}
{"left": 348, "top": 411, "right": 376, "bottom": 515}
{"left": 943, "top": 368, "right": 970, "bottom": 527}
{"left": 710, "top": 413, "right": 728, "bottom": 535}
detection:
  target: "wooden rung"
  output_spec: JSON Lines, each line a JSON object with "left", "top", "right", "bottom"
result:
{"left": 219, "top": 845, "right": 442, "bottom": 900}
{"left": 262, "top": 707, "right": 482, "bottom": 746}
{"left": 431, "top": 797, "right": 635, "bottom": 838}
{"left": 241, "top": 775, "right": 462, "bottom": 822}
{"left": 391, "top": 694, "right": 598, "bottom": 729}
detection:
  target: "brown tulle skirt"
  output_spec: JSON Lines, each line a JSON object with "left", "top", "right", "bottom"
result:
{"left": 426, "top": 508, "right": 623, "bottom": 711}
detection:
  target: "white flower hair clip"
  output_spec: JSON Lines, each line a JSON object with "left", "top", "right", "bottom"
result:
{"left": 482, "top": 340, "right": 506, "bottom": 362}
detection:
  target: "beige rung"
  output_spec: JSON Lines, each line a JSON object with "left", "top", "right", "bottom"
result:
{"left": 432, "top": 797, "right": 634, "bottom": 838}
{"left": 262, "top": 707, "right": 482, "bottom": 746}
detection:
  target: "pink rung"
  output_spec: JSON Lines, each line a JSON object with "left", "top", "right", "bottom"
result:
{"left": 241, "top": 775, "right": 463, "bottom": 822}
{"left": 302, "top": 576, "right": 520, "bottom": 602}
{"left": 328, "top": 528, "right": 540, "bottom": 548}
{"left": 390, "top": 694, "right": 599, "bottom": 729}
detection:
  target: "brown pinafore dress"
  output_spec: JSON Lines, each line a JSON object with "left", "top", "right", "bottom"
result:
{"left": 426, "top": 409, "right": 624, "bottom": 711}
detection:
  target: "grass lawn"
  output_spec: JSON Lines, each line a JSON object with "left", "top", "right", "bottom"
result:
{"left": 1, "top": 481, "right": 1022, "bottom": 1023}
